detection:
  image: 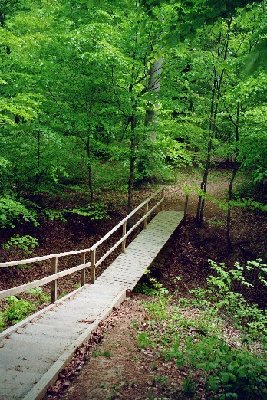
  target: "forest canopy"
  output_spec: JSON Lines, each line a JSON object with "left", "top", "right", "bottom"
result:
{"left": 0, "top": 0, "right": 266, "bottom": 219}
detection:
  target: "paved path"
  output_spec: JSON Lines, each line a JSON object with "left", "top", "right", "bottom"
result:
{"left": 0, "top": 211, "right": 183, "bottom": 400}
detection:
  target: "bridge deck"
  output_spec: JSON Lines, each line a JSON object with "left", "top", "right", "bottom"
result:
{"left": 0, "top": 211, "right": 182, "bottom": 400}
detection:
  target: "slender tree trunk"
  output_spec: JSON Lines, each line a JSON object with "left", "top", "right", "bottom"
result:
{"left": 127, "top": 115, "right": 137, "bottom": 212}
{"left": 86, "top": 136, "right": 93, "bottom": 202}
{"left": 226, "top": 101, "right": 240, "bottom": 251}
{"left": 196, "top": 77, "right": 217, "bottom": 223}
{"left": 226, "top": 168, "right": 237, "bottom": 250}
{"left": 0, "top": 12, "right": 5, "bottom": 27}
{"left": 196, "top": 19, "right": 232, "bottom": 225}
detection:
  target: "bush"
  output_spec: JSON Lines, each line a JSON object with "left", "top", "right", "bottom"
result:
{"left": 0, "top": 312, "right": 4, "bottom": 332}
{"left": 27, "top": 287, "right": 50, "bottom": 304}
{"left": 0, "top": 196, "right": 38, "bottom": 228}
{"left": 4, "top": 296, "right": 36, "bottom": 325}
{"left": 43, "top": 208, "right": 67, "bottom": 222}
{"left": 136, "top": 268, "right": 267, "bottom": 400}
{"left": 3, "top": 235, "right": 39, "bottom": 256}
{"left": 68, "top": 202, "right": 109, "bottom": 220}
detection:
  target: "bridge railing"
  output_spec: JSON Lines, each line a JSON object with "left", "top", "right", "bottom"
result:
{"left": 0, "top": 188, "right": 165, "bottom": 303}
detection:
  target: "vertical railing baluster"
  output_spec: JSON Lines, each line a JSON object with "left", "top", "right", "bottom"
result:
{"left": 91, "top": 249, "right": 96, "bottom": 284}
{"left": 81, "top": 253, "right": 86, "bottom": 286}
{"left": 144, "top": 201, "right": 149, "bottom": 229}
{"left": 51, "top": 256, "right": 58, "bottom": 303}
{"left": 160, "top": 188, "right": 164, "bottom": 211}
{"left": 122, "top": 221, "right": 127, "bottom": 253}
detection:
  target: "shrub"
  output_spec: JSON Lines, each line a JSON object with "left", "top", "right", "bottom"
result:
{"left": 68, "top": 202, "right": 109, "bottom": 220}
{"left": 4, "top": 296, "right": 36, "bottom": 325}
{"left": 2, "top": 235, "right": 39, "bottom": 256}
{"left": 27, "top": 287, "right": 50, "bottom": 304}
{"left": 0, "top": 196, "right": 38, "bottom": 228}
{"left": 206, "top": 259, "right": 267, "bottom": 340}
{"left": 0, "top": 312, "right": 4, "bottom": 332}
{"left": 137, "top": 272, "right": 267, "bottom": 400}
{"left": 43, "top": 208, "right": 67, "bottom": 222}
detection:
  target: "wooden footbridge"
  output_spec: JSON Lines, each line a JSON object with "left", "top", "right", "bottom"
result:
{"left": 0, "top": 189, "right": 183, "bottom": 400}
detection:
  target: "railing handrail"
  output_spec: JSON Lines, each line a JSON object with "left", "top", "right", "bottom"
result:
{"left": 0, "top": 188, "right": 162, "bottom": 268}
{"left": 0, "top": 188, "right": 165, "bottom": 302}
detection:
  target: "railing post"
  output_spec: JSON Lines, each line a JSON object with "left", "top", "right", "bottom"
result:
{"left": 51, "top": 256, "right": 58, "bottom": 303}
{"left": 122, "top": 221, "right": 127, "bottom": 253}
{"left": 144, "top": 201, "right": 149, "bottom": 229}
{"left": 91, "top": 249, "right": 96, "bottom": 284}
{"left": 160, "top": 188, "right": 164, "bottom": 211}
{"left": 81, "top": 253, "right": 86, "bottom": 286}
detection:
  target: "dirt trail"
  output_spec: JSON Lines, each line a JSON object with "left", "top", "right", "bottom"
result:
{"left": 59, "top": 297, "right": 152, "bottom": 400}
{"left": 50, "top": 295, "right": 198, "bottom": 400}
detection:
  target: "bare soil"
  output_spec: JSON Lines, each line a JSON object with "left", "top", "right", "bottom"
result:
{"left": 54, "top": 295, "right": 207, "bottom": 400}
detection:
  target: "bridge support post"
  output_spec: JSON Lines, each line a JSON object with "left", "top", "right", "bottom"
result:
{"left": 81, "top": 253, "right": 86, "bottom": 286}
{"left": 51, "top": 256, "right": 58, "bottom": 303}
{"left": 91, "top": 249, "right": 96, "bottom": 283}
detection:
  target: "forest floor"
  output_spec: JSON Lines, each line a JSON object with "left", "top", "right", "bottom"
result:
{"left": 0, "top": 169, "right": 266, "bottom": 398}
{"left": 44, "top": 170, "right": 265, "bottom": 400}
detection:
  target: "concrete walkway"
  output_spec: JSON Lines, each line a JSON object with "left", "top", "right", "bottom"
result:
{"left": 0, "top": 211, "right": 183, "bottom": 400}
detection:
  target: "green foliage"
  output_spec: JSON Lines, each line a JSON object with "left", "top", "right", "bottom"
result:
{"left": 229, "top": 198, "right": 267, "bottom": 213}
{"left": 137, "top": 277, "right": 169, "bottom": 297}
{"left": 179, "top": 336, "right": 267, "bottom": 399}
{"left": 138, "top": 286, "right": 267, "bottom": 399}
{"left": 27, "top": 287, "right": 50, "bottom": 304}
{"left": 137, "top": 331, "right": 154, "bottom": 349}
{"left": 4, "top": 296, "right": 36, "bottom": 325}
{"left": 205, "top": 259, "right": 267, "bottom": 340}
{"left": 3, "top": 235, "right": 39, "bottom": 255}
{"left": 181, "top": 376, "right": 196, "bottom": 398}
{"left": 135, "top": 257, "right": 267, "bottom": 398}
{"left": 43, "top": 208, "right": 67, "bottom": 222}
{"left": 0, "top": 196, "right": 38, "bottom": 228}
{"left": 0, "top": 312, "right": 4, "bottom": 332}
{"left": 187, "top": 187, "right": 267, "bottom": 213}
{"left": 68, "top": 202, "right": 109, "bottom": 220}
{"left": 92, "top": 350, "right": 112, "bottom": 358}
{"left": 0, "top": 0, "right": 265, "bottom": 204}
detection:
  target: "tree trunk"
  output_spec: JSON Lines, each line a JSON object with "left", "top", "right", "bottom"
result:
{"left": 226, "top": 168, "right": 237, "bottom": 250}
{"left": 226, "top": 101, "right": 240, "bottom": 251}
{"left": 196, "top": 19, "right": 232, "bottom": 224}
{"left": 86, "top": 136, "right": 94, "bottom": 202}
{"left": 127, "top": 115, "right": 137, "bottom": 212}
{"left": 144, "top": 57, "right": 163, "bottom": 137}
{"left": 196, "top": 78, "right": 217, "bottom": 224}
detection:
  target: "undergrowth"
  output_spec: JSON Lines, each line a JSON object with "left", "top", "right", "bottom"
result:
{"left": 0, "top": 287, "right": 50, "bottom": 332}
{"left": 136, "top": 260, "right": 267, "bottom": 399}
